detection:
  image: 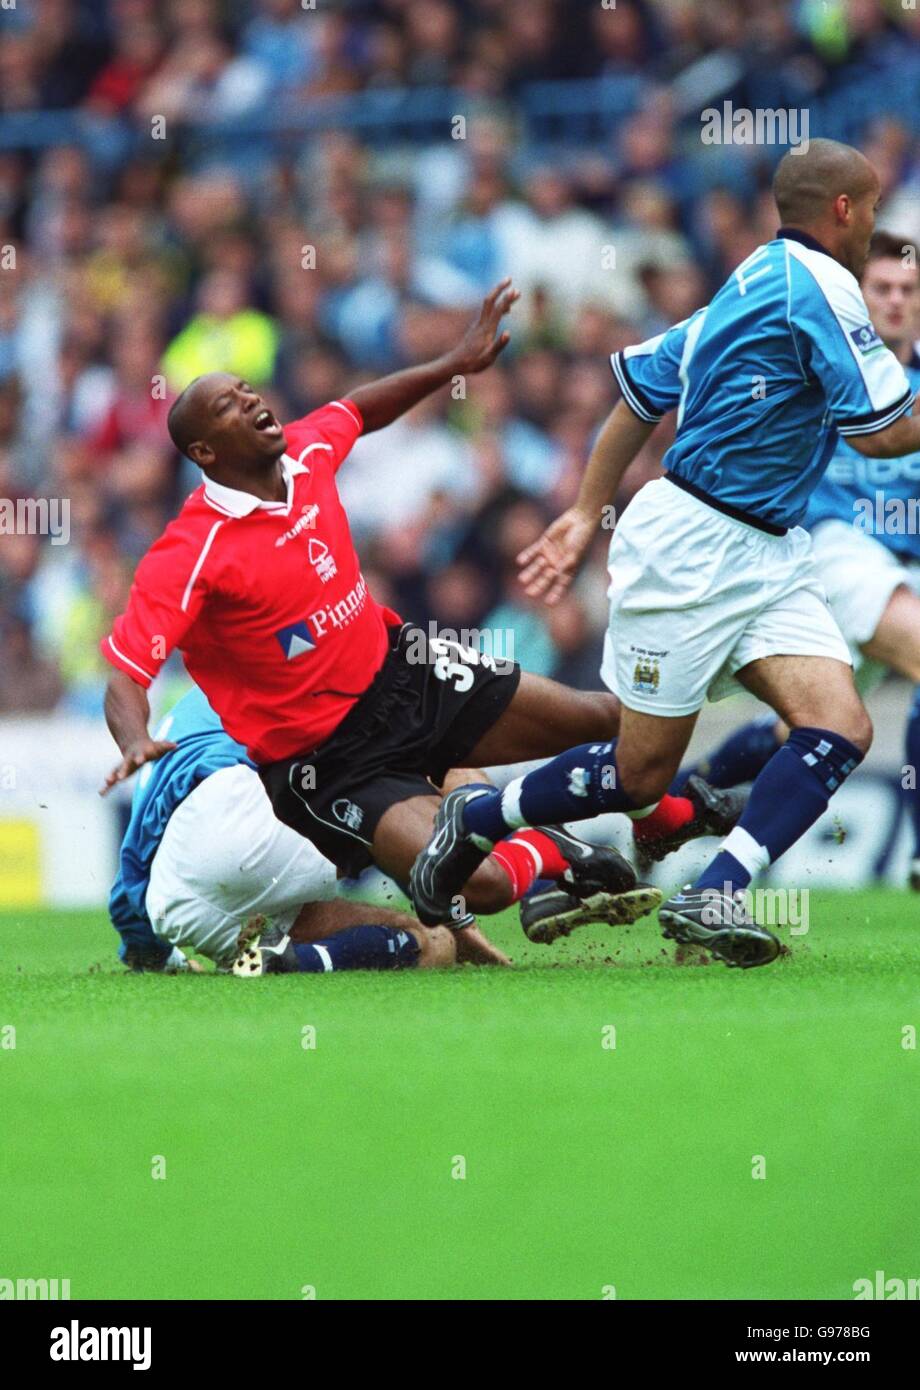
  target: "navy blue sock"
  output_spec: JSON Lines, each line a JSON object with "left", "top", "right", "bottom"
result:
{"left": 461, "top": 742, "right": 644, "bottom": 845}
{"left": 906, "top": 688, "right": 920, "bottom": 858}
{"left": 671, "top": 715, "right": 783, "bottom": 794}
{"left": 693, "top": 726, "right": 864, "bottom": 894}
{"left": 291, "top": 925, "right": 420, "bottom": 972}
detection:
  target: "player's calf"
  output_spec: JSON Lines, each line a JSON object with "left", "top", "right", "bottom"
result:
{"left": 232, "top": 919, "right": 426, "bottom": 975}
{"left": 410, "top": 787, "right": 652, "bottom": 927}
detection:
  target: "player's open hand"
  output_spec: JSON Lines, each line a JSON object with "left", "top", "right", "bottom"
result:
{"left": 516, "top": 506, "right": 597, "bottom": 605}
{"left": 452, "top": 277, "right": 520, "bottom": 375}
{"left": 99, "top": 738, "right": 177, "bottom": 796}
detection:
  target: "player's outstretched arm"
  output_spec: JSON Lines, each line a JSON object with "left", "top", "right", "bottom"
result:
{"left": 346, "top": 277, "right": 519, "bottom": 433}
{"left": 517, "top": 399, "right": 655, "bottom": 605}
{"left": 100, "top": 670, "right": 176, "bottom": 795}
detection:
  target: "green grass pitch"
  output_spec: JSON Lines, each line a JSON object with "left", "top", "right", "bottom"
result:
{"left": 0, "top": 894, "right": 917, "bottom": 1301}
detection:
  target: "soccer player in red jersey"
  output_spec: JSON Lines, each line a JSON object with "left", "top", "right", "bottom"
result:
{"left": 101, "top": 281, "right": 739, "bottom": 947}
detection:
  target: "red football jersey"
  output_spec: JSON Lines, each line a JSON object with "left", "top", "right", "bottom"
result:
{"left": 101, "top": 400, "right": 401, "bottom": 763}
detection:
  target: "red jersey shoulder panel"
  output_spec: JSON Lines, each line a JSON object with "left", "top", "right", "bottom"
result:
{"left": 283, "top": 399, "right": 363, "bottom": 474}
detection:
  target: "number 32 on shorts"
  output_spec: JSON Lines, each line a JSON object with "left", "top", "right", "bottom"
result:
{"left": 429, "top": 636, "right": 495, "bottom": 692}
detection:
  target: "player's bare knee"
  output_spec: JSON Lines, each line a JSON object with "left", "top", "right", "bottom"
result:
{"left": 787, "top": 705, "right": 872, "bottom": 757}
{"left": 845, "top": 706, "right": 873, "bottom": 757}
{"left": 830, "top": 703, "right": 872, "bottom": 756}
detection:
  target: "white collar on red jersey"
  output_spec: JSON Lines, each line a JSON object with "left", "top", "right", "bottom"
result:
{"left": 202, "top": 453, "right": 307, "bottom": 518}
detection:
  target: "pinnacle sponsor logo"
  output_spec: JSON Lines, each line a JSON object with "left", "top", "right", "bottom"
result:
{"left": 310, "top": 574, "right": 368, "bottom": 637}
{"left": 275, "top": 503, "right": 319, "bottom": 547}
{"left": 275, "top": 618, "right": 317, "bottom": 661}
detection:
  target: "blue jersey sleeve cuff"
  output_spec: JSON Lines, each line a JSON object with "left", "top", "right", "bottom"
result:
{"left": 610, "top": 352, "right": 666, "bottom": 424}
{"left": 835, "top": 386, "right": 915, "bottom": 437}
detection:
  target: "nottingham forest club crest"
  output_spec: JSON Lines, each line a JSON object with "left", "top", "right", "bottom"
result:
{"left": 632, "top": 653, "right": 661, "bottom": 695}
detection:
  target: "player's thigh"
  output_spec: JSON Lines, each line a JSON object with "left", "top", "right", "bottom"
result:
{"left": 464, "top": 671, "right": 619, "bottom": 765}
{"left": 735, "top": 655, "right": 872, "bottom": 752}
{"left": 861, "top": 584, "right": 920, "bottom": 682}
{"left": 614, "top": 703, "right": 700, "bottom": 803}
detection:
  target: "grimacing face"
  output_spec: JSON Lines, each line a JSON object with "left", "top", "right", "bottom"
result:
{"left": 862, "top": 256, "right": 920, "bottom": 344}
{"left": 189, "top": 375, "right": 287, "bottom": 469}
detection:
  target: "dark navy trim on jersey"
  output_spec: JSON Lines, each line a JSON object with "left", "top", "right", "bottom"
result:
{"left": 664, "top": 472, "right": 788, "bottom": 536}
{"left": 835, "top": 385, "right": 915, "bottom": 436}
{"left": 776, "top": 227, "right": 834, "bottom": 259}
{"left": 610, "top": 351, "right": 665, "bottom": 423}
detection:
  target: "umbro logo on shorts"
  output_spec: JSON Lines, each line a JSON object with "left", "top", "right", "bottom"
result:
{"left": 332, "top": 799, "right": 364, "bottom": 830}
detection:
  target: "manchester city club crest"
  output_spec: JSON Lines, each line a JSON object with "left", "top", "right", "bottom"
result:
{"left": 632, "top": 654, "right": 660, "bottom": 694}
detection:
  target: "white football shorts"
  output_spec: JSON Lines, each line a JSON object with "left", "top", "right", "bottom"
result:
{"left": 146, "top": 763, "right": 338, "bottom": 967}
{"left": 809, "top": 519, "right": 920, "bottom": 694}
{"left": 601, "top": 477, "right": 851, "bottom": 716}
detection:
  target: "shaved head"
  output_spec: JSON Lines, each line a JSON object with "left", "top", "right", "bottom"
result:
{"left": 773, "top": 138, "right": 877, "bottom": 225}
{"left": 773, "top": 138, "right": 881, "bottom": 275}
{"left": 167, "top": 375, "right": 212, "bottom": 455}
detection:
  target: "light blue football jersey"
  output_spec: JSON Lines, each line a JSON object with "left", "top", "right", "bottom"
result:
{"left": 806, "top": 351, "right": 920, "bottom": 560}
{"left": 108, "top": 685, "right": 252, "bottom": 967}
{"left": 611, "top": 230, "right": 915, "bottom": 531}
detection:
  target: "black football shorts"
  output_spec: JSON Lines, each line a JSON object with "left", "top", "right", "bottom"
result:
{"left": 258, "top": 624, "right": 521, "bottom": 877}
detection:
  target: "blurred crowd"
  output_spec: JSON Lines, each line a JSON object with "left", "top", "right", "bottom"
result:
{"left": 2, "top": 0, "right": 920, "bottom": 716}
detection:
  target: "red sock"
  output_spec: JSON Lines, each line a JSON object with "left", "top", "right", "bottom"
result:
{"left": 631, "top": 793, "right": 694, "bottom": 841}
{"left": 489, "top": 829, "right": 569, "bottom": 902}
